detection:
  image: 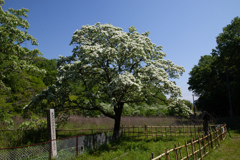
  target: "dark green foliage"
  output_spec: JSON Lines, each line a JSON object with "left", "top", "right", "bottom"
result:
{"left": 188, "top": 16, "right": 240, "bottom": 117}
{"left": 33, "top": 57, "right": 57, "bottom": 86}
{"left": 0, "top": 71, "right": 46, "bottom": 116}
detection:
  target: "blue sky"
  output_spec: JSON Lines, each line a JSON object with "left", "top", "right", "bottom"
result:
{"left": 3, "top": 0, "right": 240, "bottom": 102}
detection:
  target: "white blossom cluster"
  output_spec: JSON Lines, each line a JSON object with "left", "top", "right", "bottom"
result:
{"left": 26, "top": 23, "right": 185, "bottom": 114}
{"left": 168, "top": 99, "right": 193, "bottom": 117}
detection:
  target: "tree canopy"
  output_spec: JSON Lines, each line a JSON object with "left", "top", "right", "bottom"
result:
{"left": 0, "top": 0, "right": 48, "bottom": 116}
{"left": 0, "top": 0, "right": 45, "bottom": 91}
{"left": 26, "top": 23, "right": 185, "bottom": 137}
{"left": 188, "top": 16, "right": 240, "bottom": 117}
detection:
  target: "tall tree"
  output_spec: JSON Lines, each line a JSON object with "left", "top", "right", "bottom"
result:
{"left": 26, "top": 23, "right": 184, "bottom": 138}
{"left": 215, "top": 16, "right": 240, "bottom": 117}
{"left": 0, "top": 0, "right": 45, "bottom": 91}
{"left": 188, "top": 17, "right": 240, "bottom": 117}
{"left": 188, "top": 55, "right": 228, "bottom": 115}
{"left": 0, "top": 0, "right": 46, "bottom": 115}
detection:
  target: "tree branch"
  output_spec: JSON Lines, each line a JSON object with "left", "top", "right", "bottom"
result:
{"left": 69, "top": 100, "right": 115, "bottom": 119}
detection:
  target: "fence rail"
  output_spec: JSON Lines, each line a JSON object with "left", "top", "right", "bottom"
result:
{"left": 121, "top": 124, "right": 220, "bottom": 139}
{"left": 150, "top": 124, "right": 227, "bottom": 160}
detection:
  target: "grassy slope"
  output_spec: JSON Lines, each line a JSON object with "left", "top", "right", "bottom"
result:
{"left": 207, "top": 130, "right": 240, "bottom": 160}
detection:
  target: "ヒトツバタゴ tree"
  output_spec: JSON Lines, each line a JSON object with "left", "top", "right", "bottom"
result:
{"left": 26, "top": 23, "right": 185, "bottom": 138}
{"left": 0, "top": 0, "right": 46, "bottom": 115}
{"left": 0, "top": 0, "right": 45, "bottom": 91}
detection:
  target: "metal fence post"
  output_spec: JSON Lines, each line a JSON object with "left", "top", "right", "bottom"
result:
{"left": 49, "top": 141, "right": 51, "bottom": 160}
{"left": 76, "top": 136, "right": 78, "bottom": 156}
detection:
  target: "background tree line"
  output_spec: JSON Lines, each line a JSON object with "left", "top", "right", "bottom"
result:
{"left": 188, "top": 16, "right": 240, "bottom": 117}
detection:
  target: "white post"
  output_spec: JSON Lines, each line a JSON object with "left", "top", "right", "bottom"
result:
{"left": 47, "top": 109, "right": 57, "bottom": 158}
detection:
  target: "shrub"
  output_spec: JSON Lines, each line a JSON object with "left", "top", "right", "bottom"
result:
{"left": 19, "top": 115, "right": 48, "bottom": 144}
{"left": 168, "top": 99, "right": 193, "bottom": 117}
{"left": 0, "top": 108, "right": 14, "bottom": 129}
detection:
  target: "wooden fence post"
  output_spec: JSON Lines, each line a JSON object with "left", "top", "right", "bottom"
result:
{"left": 198, "top": 136, "right": 202, "bottom": 159}
{"left": 138, "top": 126, "right": 140, "bottom": 138}
{"left": 194, "top": 124, "right": 196, "bottom": 137}
{"left": 175, "top": 126, "right": 177, "bottom": 137}
{"left": 165, "top": 149, "right": 170, "bottom": 160}
{"left": 208, "top": 133, "right": 212, "bottom": 151}
{"left": 193, "top": 137, "right": 196, "bottom": 156}
{"left": 191, "top": 139, "right": 195, "bottom": 160}
{"left": 183, "top": 125, "right": 185, "bottom": 136}
{"left": 174, "top": 144, "right": 179, "bottom": 160}
{"left": 151, "top": 152, "right": 154, "bottom": 159}
{"left": 161, "top": 126, "right": 163, "bottom": 137}
{"left": 185, "top": 140, "right": 190, "bottom": 160}
{"left": 225, "top": 125, "right": 228, "bottom": 139}
{"left": 216, "top": 129, "right": 220, "bottom": 147}
{"left": 165, "top": 126, "right": 167, "bottom": 138}
{"left": 202, "top": 135, "right": 206, "bottom": 155}
{"left": 133, "top": 125, "right": 134, "bottom": 137}
{"left": 149, "top": 124, "right": 227, "bottom": 160}
{"left": 190, "top": 126, "right": 192, "bottom": 137}
{"left": 178, "top": 126, "right": 180, "bottom": 136}
{"left": 145, "top": 124, "right": 148, "bottom": 139}
{"left": 207, "top": 133, "right": 210, "bottom": 152}
{"left": 151, "top": 126, "right": 153, "bottom": 137}
{"left": 122, "top": 125, "right": 124, "bottom": 136}
{"left": 155, "top": 126, "right": 157, "bottom": 138}
{"left": 220, "top": 126, "right": 223, "bottom": 141}
{"left": 178, "top": 142, "right": 183, "bottom": 159}
{"left": 170, "top": 126, "right": 172, "bottom": 137}
{"left": 209, "top": 133, "right": 212, "bottom": 149}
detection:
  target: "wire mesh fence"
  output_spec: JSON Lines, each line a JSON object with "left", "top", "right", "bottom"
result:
{"left": 0, "top": 141, "right": 50, "bottom": 160}
{"left": 0, "top": 130, "right": 114, "bottom": 160}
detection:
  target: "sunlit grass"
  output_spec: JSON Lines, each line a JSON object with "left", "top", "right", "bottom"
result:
{"left": 207, "top": 130, "right": 240, "bottom": 159}
{"left": 73, "top": 135, "right": 196, "bottom": 160}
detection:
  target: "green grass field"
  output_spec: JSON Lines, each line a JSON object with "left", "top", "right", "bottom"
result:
{"left": 72, "top": 130, "right": 239, "bottom": 160}
{"left": 1, "top": 116, "right": 239, "bottom": 159}
{"left": 73, "top": 135, "right": 195, "bottom": 160}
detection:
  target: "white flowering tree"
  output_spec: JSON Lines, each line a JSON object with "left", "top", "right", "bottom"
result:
{"left": 26, "top": 23, "right": 184, "bottom": 138}
{"left": 0, "top": 0, "right": 47, "bottom": 119}
{"left": 168, "top": 99, "right": 193, "bottom": 117}
{"left": 0, "top": 0, "right": 45, "bottom": 91}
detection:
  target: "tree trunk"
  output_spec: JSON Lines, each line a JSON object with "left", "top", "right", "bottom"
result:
{"left": 226, "top": 67, "right": 233, "bottom": 118}
{"left": 113, "top": 103, "right": 123, "bottom": 139}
